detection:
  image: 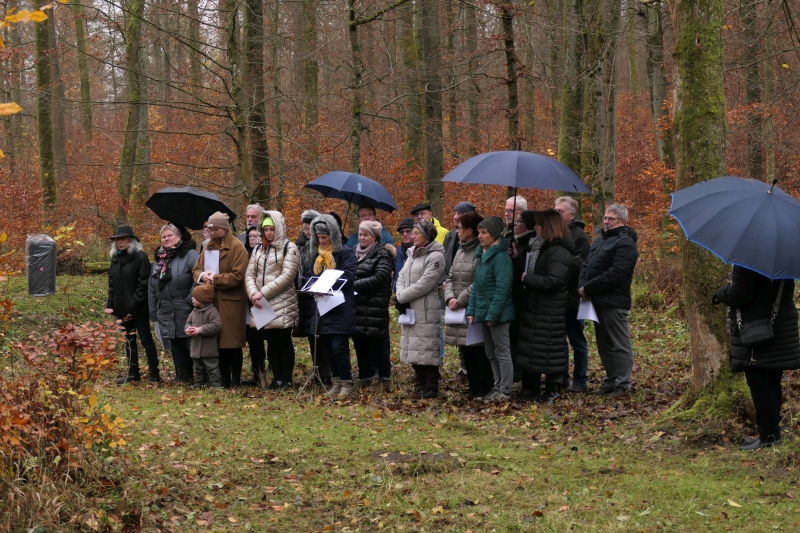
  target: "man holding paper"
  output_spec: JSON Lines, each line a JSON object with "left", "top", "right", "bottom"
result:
{"left": 192, "top": 212, "right": 250, "bottom": 388}
{"left": 578, "top": 204, "right": 639, "bottom": 398}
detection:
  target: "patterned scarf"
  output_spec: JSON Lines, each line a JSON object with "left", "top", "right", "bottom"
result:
{"left": 525, "top": 237, "right": 544, "bottom": 276}
{"left": 153, "top": 241, "right": 182, "bottom": 289}
{"left": 313, "top": 244, "right": 336, "bottom": 275}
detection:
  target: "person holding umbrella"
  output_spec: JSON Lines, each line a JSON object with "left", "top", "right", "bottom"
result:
{"left": 345, "top": 204, "right": 395, "bottom": 248}
{"left": 148, "top": 223, "right": 199, "bottom": 383}
{"left": 192, "top": 212, "right": 250, "bottom": 388}
{"left": 106, "top": 225, "right": 158, "bottom": 384}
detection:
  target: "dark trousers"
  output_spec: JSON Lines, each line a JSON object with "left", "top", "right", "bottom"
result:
{"left": 122, "top": 313, "right": 159, "bottom": 370}
{"left": 353, "top": 336, "right": 392, "bottom": 380}
{"left": 412, "top": 364, "right": 440, "bottom": 391}
{"left": 193, "top": 357, "right": 222, "bottom": 387}
{"left": 308, "top": 335, "right": 332, "bottom": 379}
{"left": 460, "top": 345, "right": 493, "bottom": 395}
{"left": 246, "top": 325, "right": 267, "bottom": 380}
{"left": 744, "top": 367, "right": 783, "bottom": 441}
{"left": 170, "top": 337, "right": 193, "bottom": 369}
{"left": 218, "top": 347, "right": 243, "bottom": 387}
{"left": 563, "top": 307, "right": 589, "bottom": 387}
{"left": 322, "top": 334, "right": 352, "bottom": 381}
{"left": 264, "top": 328, "right": 295, "bottom": 384}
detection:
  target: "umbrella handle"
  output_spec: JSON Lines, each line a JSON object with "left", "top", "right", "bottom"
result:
{"left": 769, "top": 179, "right": 777, "bottom": 194}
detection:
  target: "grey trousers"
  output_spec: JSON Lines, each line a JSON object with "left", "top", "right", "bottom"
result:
{"left": 193, "top": 357, "right": 222, "bottom": 387}
{"left": 482, "top": 322, "right": 514, "bottom": 394}
{"left": 594, "top": 306, "right": 634, "bottom": 390}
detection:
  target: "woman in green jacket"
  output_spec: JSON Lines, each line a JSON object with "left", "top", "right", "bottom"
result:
{"left": 466, "top": 216, "right": 515, "bottom": 401}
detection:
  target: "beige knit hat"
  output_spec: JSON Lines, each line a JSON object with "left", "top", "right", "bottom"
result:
{"left": 359, "top": 220, "right": 382, "bottom": 241}
{"left": 207, "top": 211, "right": 230, "bottom": 230}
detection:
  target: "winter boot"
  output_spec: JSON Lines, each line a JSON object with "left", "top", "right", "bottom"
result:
{"left": 328, "top": 377, "right": 342, "bottom": 395}
{"left": 146, "top": 367, "right": 161, "bottom": 383}
{"left": 536, "top": 382, "right": 562, "bottom": 404}
{"left": 379, "top": 378, "right": 392, "bottom": 393}
{"left": 175, "top": 366, "right": 193, "bottom": 384}
{"left": 115, "top": 366, "right": 141, "bottom": 385}
{"left": 338, "top": 380, "right": 354, "bottom": 398}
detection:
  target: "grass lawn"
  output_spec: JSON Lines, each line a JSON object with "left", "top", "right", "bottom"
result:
{"left": 3, "top": 275, "right": 800, "bottom": 532}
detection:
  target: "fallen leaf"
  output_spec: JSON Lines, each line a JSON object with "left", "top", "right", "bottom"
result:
{"left": 228, "top": 516, "right": 238, "bottom": 523}
{"left": 727, "top": 499, "right": 742, "bottom": 507}
{"left": 432, "top": 506, "right": 444, "bottom": 514}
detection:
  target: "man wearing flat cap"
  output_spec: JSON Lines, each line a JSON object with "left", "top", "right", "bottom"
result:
{"left": 410, "top": 202, "right": 448, "bottom": 245}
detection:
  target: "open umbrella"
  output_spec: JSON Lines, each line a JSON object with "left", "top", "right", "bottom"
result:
{"left": 145, "top": 186, "right": 238, "bottom": 230}
{"left": 304, "top": 171, "right": 398, "bottom": 213}
{"left": 669, "top": 176, "right": 800, "bottom": 279}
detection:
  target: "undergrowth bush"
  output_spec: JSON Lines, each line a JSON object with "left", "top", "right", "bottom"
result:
{"left": 633, "top": 253, "right": 682, "bottom": 312}
{"left": 0, "top": 298, "right": 143, "bottom": 531}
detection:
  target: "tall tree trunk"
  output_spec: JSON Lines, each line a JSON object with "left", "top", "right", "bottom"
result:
{"left": 625, "top": 0, "right": 639, "bottom": 98}
{"left": 246, "top": 0, "right": 271, "bottom": 205}
{"left": 764, "top": 0, "right": 777, "bottom": 182}
{"left": 421, "top": 0, "right": 444, "bottom": 217}
{"left": 130, "top": 99, "right": 151, "bottom": 225}
{"left": 49, "top": 8, "right": 69, "bottom": 186}
{"left": 70, "top": 0, "right": 92, "bottom": 138}
{"left": 114, "top": 0, "right": 146, "bottom": 225}
{"left": 400, "top": 0, "right": 423, "bottom": 165}
{"left": 347, "top": 0, "right": 364, "bottom": 173}
{"left": 224, "top": 0, "right": 251, "bottom": 201}
{"left": 187, "top": 0, "right": 202, "bottom": 88}
{"left": 272, "top": 0, "right": 284, "bottom": 210}
{"left": 465, "top": 1, "right": 480, "bottom": 156}
{"left": 301, "top": 0, "right": 319, "bottom": 163}
{"left": 501, "top": 1, "right": 520, "bottom": 152}
{"left": 2, "top": 6, "right": 21, "bottom": 176}
{"left": 446, "top": 2, "right": 458, "bottom": 162}
{"left": 741, "top": 0, "right": 762, "bottom": 179}
{"left": 672, "top": 0, "right": 733, "bottom": 405}
{"left": 35, "top": 13, "right": 57, "bottom": 224}
{"left": 644, "top": 0, "right": 672, "bottom": 165}
{"left": 557, "top": 0, "right": 585, "bottom": 175}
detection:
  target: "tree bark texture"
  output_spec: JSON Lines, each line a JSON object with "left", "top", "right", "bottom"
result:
{"left": 465, "top": 2, "right": 480, "bottom": 156}
{"left": 421, "top": 0, "right": 444, "bottom": 218}
{"left": 741, "top": 0, "right": 763, "bottom": 179}
{"left": 272, "top": 0, "right": 284, "bottom": 210}
{"left": 399, "top": 1, "right": 423, "bottom": 165}
{"left": 224, "top": 0, "right": 251, "bottom": 203}
{"left": 501, "top": 1, "right": 520, "bottom": 152}
{"left": 643, "top": 0, "right": 672, "bottom": 165}
{"left": 35, "top": 13, "right": 57, "bottom": 223}
{"left": 557, "top": 0, "right": 585, "bottom": 175}
{"left": 48, "top": 8, "right": 69, "bottom": 186}
{"left": 245, "top": 0, "right": 271, "bottom": 205}
{"left": 70, "top": 0, "right": 92, "bottom": 138}
{"left": 348, "top": 0, "right": 364, "bottom": 174}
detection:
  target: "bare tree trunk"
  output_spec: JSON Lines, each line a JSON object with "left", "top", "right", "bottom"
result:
{"left": 501, "top": 1, "right": 520, "bottom": 152}
{"left": 557, "top": 0, "right": 585, "bottom": 174}
{"left": 187, "top": 0, "right": 202, "bottom": 87}
{"left": 764, "top": 0, "right": 777, "bottom": 182}
{"left": 224, "top": 0, "right": 251, "bottom": 200}
{"left": 741, "top": 0, "right": 762, "bottom": 179}
{"left": 446, "top": 2, "right": 458, "bottom": 162}
{"left": 643, "top": 0, "right": 672, "bottom": 165}
{"left": 49, "top": 8, "right": 69, "bottom": 186}
{"left": 130, "top": 99, "right": 151, "bottom": 225}
{"left": 2, "top": 6, "right": 21, "bottom": 176}
{"left": 35, "top": 13, "right": 57, "bottom": 224}
{"left": 301, "top": 0, "right": 319, "bottom": 160}
{"left": 421, "top": 0, "right": 444, "bottom": 217}
{"left": 70, "top": 0, "right": 92, "bottom": 138}
{"left": 271, "top": 0, "right": 284, "bottom": 210}
{"left": 465, "top": 2, "right": 480, "bottom": 156}
{"left": 347, "top": 0, "right": 365, "bottom": 174}
{"left": 246, "top": 0, "right": 271, "bottom": 205}
{"left": 400, "top": 0, "right": 423, "bottom": 165}
{"left": 625, "top": 0, "right": 639, "bottom": 98}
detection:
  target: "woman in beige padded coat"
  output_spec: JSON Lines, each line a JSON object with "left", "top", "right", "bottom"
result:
{"left": 245, "top": 210, "right": 301, "bottom": 389}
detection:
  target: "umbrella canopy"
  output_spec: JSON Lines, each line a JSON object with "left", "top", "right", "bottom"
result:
{"left": 145, "top": 186, "right": 238, "bottom": 230}
{"left": 304, "top": 171, "right": 398, "bottom": 213}
{"left": 669, "top": 176, "right": 800, "bottom": 279}
{"left": 441, "top": 151, "right": 590, "bottom": 193}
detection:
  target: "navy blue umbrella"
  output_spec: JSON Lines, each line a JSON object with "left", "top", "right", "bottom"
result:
{"left": 304, "top": 171, "right": 398, "bottom": 213}
{"left": 145, "top": 186, "right": 238, "bottom": 230}
{"left": 670, "top": 176, "right": 800, "bottom": 279}
{"left": 441, "top": 151, "right": 590, "bottom": 193}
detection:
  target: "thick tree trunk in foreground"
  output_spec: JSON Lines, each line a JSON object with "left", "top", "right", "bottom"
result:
{"left": 35, "top": 14, "right": 57, "bottom": 224}
{"left": 49, "top": 9, "right": 69, "bottom": 186}
{"left": 557, "top": 0, "right": 585, "bottom": 175}
{"left": 421, "top": 0, "right": 444, "bottom": 218}
{"left": 246, "top": 0, "right": 271, "bottom": 205}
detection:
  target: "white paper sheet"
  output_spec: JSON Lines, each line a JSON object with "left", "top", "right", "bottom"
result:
{"left": 308, "top": 269, "right": 344, "bottom": 294}
{"left": 204, "top": 250, "right": 220, "bottom": 275}
{"left": 444, "top": 307, "right": 467, "bottom": 325}
{"left": 524, "top": 252, "right": 531, "bottom": 272}
{"left": 398, "top": 309, "right": 416, "bottom": 325}
{"left": 577, "top": 299, "right": 599, "bottom": 323}
{"left": 465, "top": 321, "right": 484, "bottom": 346}
{"left": 250, "top": 297, "right": 277, "bottom": 329}
{"left": 316, "top": 290, "right": 345, "bottom": 316}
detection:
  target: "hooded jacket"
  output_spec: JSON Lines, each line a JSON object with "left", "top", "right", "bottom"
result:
{"left": 579, "top": 225, "right": 639, "bottom": 309}
{"left": 148, "top": 239, "right": 199, "bottom": 339}
{"left": 516, "top": 236, "right": 575, "bottom": 375}
{"left": 466, "top": 237, "right": 515, "bottom": 324}
{"left": 353, "top": 243, "right": 394, "bottom": 339}
{"left": 396, "top": 240, "right": 446, "bottom": 366}
{"left": 185, "top": 303, "right": 223, "bottom": 358}
{"left": 443, "top": 237, "right": 480, "bottom": 346}
{"left": 192, "top": 229, "right": 249, "bottom": 349}
{"left": 306, "top": 214, "right": 357, "bottom": 336}
{"left": 106, "top": 239, "right": 151, "bottom": 319}
{"left": 245, "top": 211, "right": 301, "bottom": 330}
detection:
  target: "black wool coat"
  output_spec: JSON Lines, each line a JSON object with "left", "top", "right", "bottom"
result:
{"left": 353, "top": 245, "right": 393, "bottom": 339}
{"left": 715, "top": 266, "right": 800, "bottom": 372}
{"left": 515, "top": 237, "right": 574, "bottom": 376}
{"left": 579, "top": 225, "right": 639, "bottom": 310}
{"left": 566, "top": 219, "right": 591, "bottom": 309}
{"left": 107, "top": 248, "right": 152, "bottom": 319}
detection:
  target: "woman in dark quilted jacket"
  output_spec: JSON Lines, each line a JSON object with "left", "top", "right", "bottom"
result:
{"left": 352, "top": 220, "right": 395, "bottom": 391}
{"left": 715, "top": 266, "right": 800, "bottom": 450}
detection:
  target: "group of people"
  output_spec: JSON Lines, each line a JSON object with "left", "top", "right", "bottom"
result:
{"left": 105, "top": 194, "right": 644, "bottom": 404}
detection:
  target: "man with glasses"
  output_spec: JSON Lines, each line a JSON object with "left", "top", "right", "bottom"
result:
{"left": 345, "top": 204, "right": 395, "bottom": 248}
{"left": 393, "top": 217, "right": 415, "bottom": 293}
{"left": 502, "top": 195, "right": 527, "bottom": 239}
{"left": 578, "top": 203, "right": 639, "bottom": 398}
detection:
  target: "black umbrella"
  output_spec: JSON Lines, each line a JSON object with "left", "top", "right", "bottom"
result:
{"left": 145, "top": 187, "right": 238, "bottom": 230}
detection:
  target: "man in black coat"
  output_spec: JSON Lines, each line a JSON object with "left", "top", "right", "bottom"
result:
{"left": 578, "top": 204, "right": 639, "bottom": 397}
{"left": 555, "top": 197, "right": 592, "bottom": 392}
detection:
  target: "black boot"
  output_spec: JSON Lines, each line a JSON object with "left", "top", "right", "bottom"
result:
{"left": 115, "top": 366, "right": 141, "bottom": 384}
{"left": 175, "top": 366, "right": 193, "bottom": 384}
{"left": 536, "top": 382, "right": 562, "bottom": 404}
{"left": 146, "top": 367, "right": 161, "bottom": 383}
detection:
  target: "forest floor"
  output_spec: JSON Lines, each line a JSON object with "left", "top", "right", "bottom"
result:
{"left": 4, "top": 275, "right": 800, "bottom": 532}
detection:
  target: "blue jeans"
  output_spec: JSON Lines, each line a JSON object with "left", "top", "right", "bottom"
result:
{"left": 323, "top": 334, "right": 352, "bottom": 381}
{"left": 563, "top": 307, "right": 589, "bottom": 387}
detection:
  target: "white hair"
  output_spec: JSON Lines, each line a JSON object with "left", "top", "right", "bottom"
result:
{"left": 246, "top": 204, "right": 264, "bottom": 214}
{"left": 555, "top": 196, "right": 579, "bottom": 216}
{"left": 506, "top": 195, "right": 527, "bottom": 210}
{"left": 606, "top": 203, "right": 629, "bottom": 222}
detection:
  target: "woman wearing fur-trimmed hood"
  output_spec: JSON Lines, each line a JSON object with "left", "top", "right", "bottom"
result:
{"left": 304, "top": 214, "right": 358, "bottom": 397}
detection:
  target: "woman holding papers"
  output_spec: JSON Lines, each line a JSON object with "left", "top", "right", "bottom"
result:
{"left": 148, "top": 223, "right": 199, "bottom": 383}
{"left": 516, "top": 210, "right": 574, "bottom": 403}
{"left": 443, "top": 212, "right": 493, "bottom": 399}
{"left": 306, "top": 213, "right": 358, "bottom": 397}
{"left": 396, "top": 220, "right": 446, "bottom": 399}
{"left": 352, "top": 220, "right": 395, "bottom": 391}
{"left": 192, "top": 212, "right": 250, "bottom": 388}
{"left": 245, "top": 211, "right": 301, "bottom": 390}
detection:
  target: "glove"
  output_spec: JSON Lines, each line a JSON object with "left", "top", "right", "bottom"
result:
{"left": 395, "top": 301, "right": 410, "bottom": 315}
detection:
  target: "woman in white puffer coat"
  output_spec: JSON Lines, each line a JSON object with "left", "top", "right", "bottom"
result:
{"left": 245, "top": 210, "right": 301, "bottom": 389}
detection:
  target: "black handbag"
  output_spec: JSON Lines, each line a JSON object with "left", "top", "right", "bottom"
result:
{"left": 736, "top": 280, "right": 784, "bottom": 346}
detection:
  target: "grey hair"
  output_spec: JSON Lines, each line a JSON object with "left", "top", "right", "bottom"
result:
{"left": 555, "top": 196, "right": 579, "bottom": 216}
{"left": 159, "top": 223, "right": 181, "bottom": 237}
{"left": 605, "top": 203, "right": 629, "bottom": 222}
{"left": 246, "top": 204, "right": 264, "bottom": 215}
{"left": 506, "top": 195, "right": 527, "bottom": 210}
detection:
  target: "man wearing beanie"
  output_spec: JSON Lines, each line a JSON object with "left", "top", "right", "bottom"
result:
{"left": 185, "top": 283, "right": 223, "bottom": 387}
{"left": 192, "top": 211, "right": 250, "bottom": 388}
{"left": 345, "top": 204, "right": 395, "bottom": 248}
{"left": 393, "top": 217, "right": 415, "bottom": 293}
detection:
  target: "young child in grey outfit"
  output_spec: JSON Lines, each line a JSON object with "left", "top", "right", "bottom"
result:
{"left": 185, "top": 283, "right": 223, "bottom": 387}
